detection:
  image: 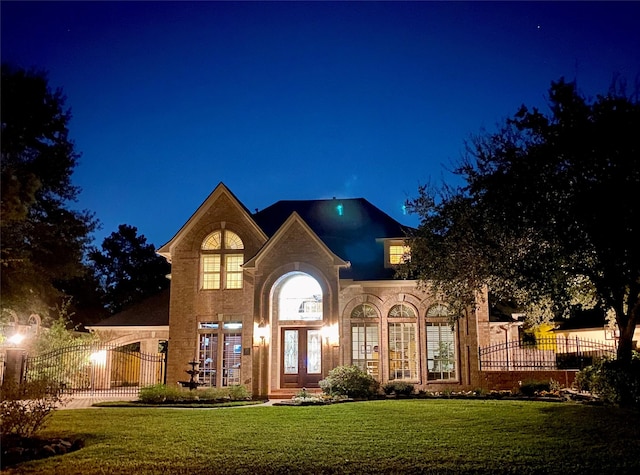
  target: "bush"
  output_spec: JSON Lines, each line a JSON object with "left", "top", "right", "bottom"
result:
{"left": 575, "top": 352, "right": 640, "bottom": 407}
{"left": 138, "top": 384, "right": 251, "bottom": 404}
{"left": 382, "top": 381, "right": 415, "bottom": 396}
{"left": 0, "top": 379, "right": 66, "bottom": 439}
{"left": 319, "top": 365, "right": 379, "bottom": 399}
{"left": 519, "top": 380, "right": 551, "bottom": 397}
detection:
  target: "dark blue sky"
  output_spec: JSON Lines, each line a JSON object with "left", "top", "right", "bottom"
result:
{"left": 3, "top": 1, "right": 639, "bottom": 247}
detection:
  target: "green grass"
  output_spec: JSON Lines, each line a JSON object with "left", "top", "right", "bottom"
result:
{"left": 6, "top": 400, "right": 640, "bottom": 474}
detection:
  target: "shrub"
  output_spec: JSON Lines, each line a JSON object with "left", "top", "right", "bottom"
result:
{"left": 228, "top": 384, "right": 251, "bottom": 401}
{"left": 575, "top": 352, "right": 640, "bottom": 407}
{"left": 519, "top": 380, "right": 551, "bottom": 397}
{"left": 0, "top": 379, "right": 66, "bottom": 439}
{"left": 138, "top": 384, "right": 251, "bottom": 404}
{"left": 319, "top": 365, "right": 379, "bottom": 398}
{"left": 382, "top": 381, "right": 415, "bottom": 396}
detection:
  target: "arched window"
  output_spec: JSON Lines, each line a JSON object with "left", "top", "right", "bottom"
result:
{"left": 387, "top": 303, "right": 417, "bottom": 381}
{"left": 425, "top": 304, "right": 456, "bottom": 381}
{"left": 350, "top": 304, "right": 379, "bottom": 379}
{"left": 388, "top": 303, "right": 416, "bottom": 318}
{"left": 350, "top": 303, "right": 378, "bottom": 319}
{"left": 201, "top": 230, "right": 244, "bottom": 290}
{"left": 277, "top": 273, "right": 323, "bottom": 321}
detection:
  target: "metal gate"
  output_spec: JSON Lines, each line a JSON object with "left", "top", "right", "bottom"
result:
{"left": 23, "top": 343, "right": 166, "bottom": 396}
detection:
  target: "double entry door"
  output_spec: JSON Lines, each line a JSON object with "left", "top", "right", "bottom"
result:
{"left": 281, "top": 327, "right": 322, "bottom": 388}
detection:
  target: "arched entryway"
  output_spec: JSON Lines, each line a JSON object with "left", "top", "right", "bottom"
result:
{"left": 270, "top": 271, "right": 325, "bottom": 389}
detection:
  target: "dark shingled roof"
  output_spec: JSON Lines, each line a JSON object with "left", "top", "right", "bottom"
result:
{"left": 253, "top": 198, "right": 413, "bottom": 280}
{"left": 89, "top": 289, "right": 170, "bottom": 327}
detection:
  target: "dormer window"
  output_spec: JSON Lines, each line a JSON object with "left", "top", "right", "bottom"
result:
{"left": 385, "top": 240, "right": 410, "bottom": 267}
{"left": 201, "top": 230, "right": 244, "bottom": 290}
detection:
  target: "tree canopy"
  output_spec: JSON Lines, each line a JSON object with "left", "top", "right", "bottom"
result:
{"left": 1, "top": 64, "right": 98, "bottom": 317}
{"left": 88, "top": 224, "right": 170, "bottom": 314}
{"left": 405, "top": 79, "right": 640, "bottom": 363}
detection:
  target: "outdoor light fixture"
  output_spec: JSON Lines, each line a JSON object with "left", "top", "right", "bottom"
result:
{"left": 7, "top": 333, "right": 25, "bottom": 346}
{"left": 89, "top": 349, "right": 107, "bottom": 366}
{"left": 321, "top": 323, "right": 339, "bottom": 346}
{"left": 254, "top": 320, "right": 269, "bottom": 345}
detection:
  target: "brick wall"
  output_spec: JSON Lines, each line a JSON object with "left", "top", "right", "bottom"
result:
{"left": 480, "top": 370, "right": 577, "bottom": 391}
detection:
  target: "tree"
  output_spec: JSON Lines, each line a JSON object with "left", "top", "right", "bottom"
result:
{"left": 404, "top": 78, "right": 640, "bottom": 364}
{"left": 1, "top": 64, "right": 98, "bottom": 317}
{"left": 89, "top": 224, "right": 170, "bottom": 313}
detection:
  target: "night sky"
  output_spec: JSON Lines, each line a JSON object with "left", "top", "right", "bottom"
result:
{"left": 2, "top": 1, "right": 639, "bottom": 248}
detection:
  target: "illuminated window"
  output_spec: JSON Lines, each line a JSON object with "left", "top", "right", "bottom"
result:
{"left": 388, "top": 322, "right": 418, "bottom": 380}
{"left": 201, "top": 230, "right": 244, "bottom": 289}
{"left": 351, "top": 323, "right": 379, "bottom": 379}
{"left": 198, "top": 321, "right": 243, "bottom": 387}
{"left": 426, "top": 322, "right": 456, "bottom": 380}
{"left": 278, "top": 273, "right": 323, "bottom": 321}
{"left": 388, "top": 304, "right": 416, "bottom": 318}
{"left": 389, "top": 245, "right": 411, "bottom": 265}
{"left": 350, "top": 303, "right": 378, "bottom": 319}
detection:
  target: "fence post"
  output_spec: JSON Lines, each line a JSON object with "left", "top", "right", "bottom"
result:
{"left": 4, "top": 349, "right": 27, "bottom": 386}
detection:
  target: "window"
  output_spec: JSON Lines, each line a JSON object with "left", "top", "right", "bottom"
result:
{"left": 388, "top": 322, "right": 418, "bottom": 380}
{"left": 201, "top": 230, "right": 244, "bottom": 289}
{"left": 388, "top": 304, "right": 415, "bottom": 318}
{"left": 352, "top": 323, "right": 379, "bottom": 379}
{"left": 426, "top": 322, "right": 456, "bottom": 380}
{"left": 351, "top": 304, "right": 379, "bottom": 378}
{"left": 386, "top": 242, "right": 410, "bottom": 267}
{"left": 278, "top": 273, "right": 323, "bottom": 321}
{"left": 198, "top": 321, "right": 243, "bottom": 387}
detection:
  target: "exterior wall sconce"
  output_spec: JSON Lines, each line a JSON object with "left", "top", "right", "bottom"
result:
{"left": 7, "top": 332, "right": 26, "bottom": 346}
{"left": 254, "top": 320, "right": 269, "bottom": 345}
{"left": 321, "top": 323, "right": 339, "bottom": 346}
{"left": 89, "top": 349, "right": 108, "bottom": 366}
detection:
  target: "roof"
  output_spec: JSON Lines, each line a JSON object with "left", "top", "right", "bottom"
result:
{"left": 88, "top": 290, "right": 170, "bottom": 328}
{"left": 253, "top": 198, "right": 413, "bottom": 280}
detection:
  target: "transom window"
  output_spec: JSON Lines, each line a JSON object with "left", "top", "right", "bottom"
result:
{"left": 201, "top": 230, "right": 244, "bottom": 290}
{"left": 388, "top": 304, "right": 416, "bottom": 318}
{"left": 278, "top": 273, "right": 323, "bottom": 321}
{"left": 350, "top": 303, "right": 378, "bottom": 319}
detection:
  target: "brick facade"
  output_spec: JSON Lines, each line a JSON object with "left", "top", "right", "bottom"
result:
{"left": 156, "top": 183, "right": 492, "bottom": 396}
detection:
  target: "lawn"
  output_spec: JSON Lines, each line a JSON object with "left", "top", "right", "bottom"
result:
{"left": 5, "top": 399, "right": 640, "bottom": 474}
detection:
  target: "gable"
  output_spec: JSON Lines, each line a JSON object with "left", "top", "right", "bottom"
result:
{"left": 157, "top": 182, "right": 267, "bottom": 261}
{"left": 243, "top": 212, "right": 348, "bottom": 270}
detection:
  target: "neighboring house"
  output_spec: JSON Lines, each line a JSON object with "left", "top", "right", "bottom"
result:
{"left": 91, "top": 183, "right": 492, "bottom": 397}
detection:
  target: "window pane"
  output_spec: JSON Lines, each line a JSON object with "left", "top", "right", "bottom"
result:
{"left": 199, "top": 333, "right": 218, "bottom": 387}
{"left": 224, "top": 231, "right": 244, "bottom": 250}
{"left": 350, "top": 303, "right": 378, "bottom": 319}
{"left": 427, "top": 323, "right": 456, "bottom": 380}
{"left": 388, "top": 322, "right": 417, "bottom": 380}
{"left": 389, "top": 245, "right": 410, "bottom": 265}
{"left": 202, "top": 255, "right": 221, "bottom": 289}
{"left": 279, "top": 274, "right": 323, "bottom": 321}
{"left": 284, "top": 330, "right": 298, "bottom": 374}
{"left": 222, "top": 333, "right": 242, "bottom": 386}
{"left": 202, "top": 231, "right": 222, "bottom": 250}
{"left": 388, "top": 304, "right": 415, "bottom": 318}
{"left": 225, "top": 254, "right": 244, "bottom": 289}
{"left": 352, "top": 323, "right": 379, "bottom": 379}
{"left": 307, "top": 330, "right": 322, "bottom": 374}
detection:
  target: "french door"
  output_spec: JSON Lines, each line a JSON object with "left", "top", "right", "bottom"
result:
{"left": 281, "top": 327, "right": 322, "bottom": 388}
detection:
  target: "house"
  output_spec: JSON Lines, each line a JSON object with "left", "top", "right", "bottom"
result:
{"left": 156, "top": 183, "right": 491, "bottom": 396}
{"left": 91, "top": 183, "right": 492, "bottom": 397}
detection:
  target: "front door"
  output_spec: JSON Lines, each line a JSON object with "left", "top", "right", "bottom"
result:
{"left": 281, "top": 328, "right": 322, "bottom": 388}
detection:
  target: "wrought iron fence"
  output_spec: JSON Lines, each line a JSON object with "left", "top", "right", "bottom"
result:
{"left": 23, "top": 343, "right": 166, "bottom": 396}
{"left": 479, "top": 336, "right": 616, "bottom": 371}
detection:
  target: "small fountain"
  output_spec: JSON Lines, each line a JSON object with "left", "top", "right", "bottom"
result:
{"left": 178, "top": 360, "right": 203, "bottom": 390}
